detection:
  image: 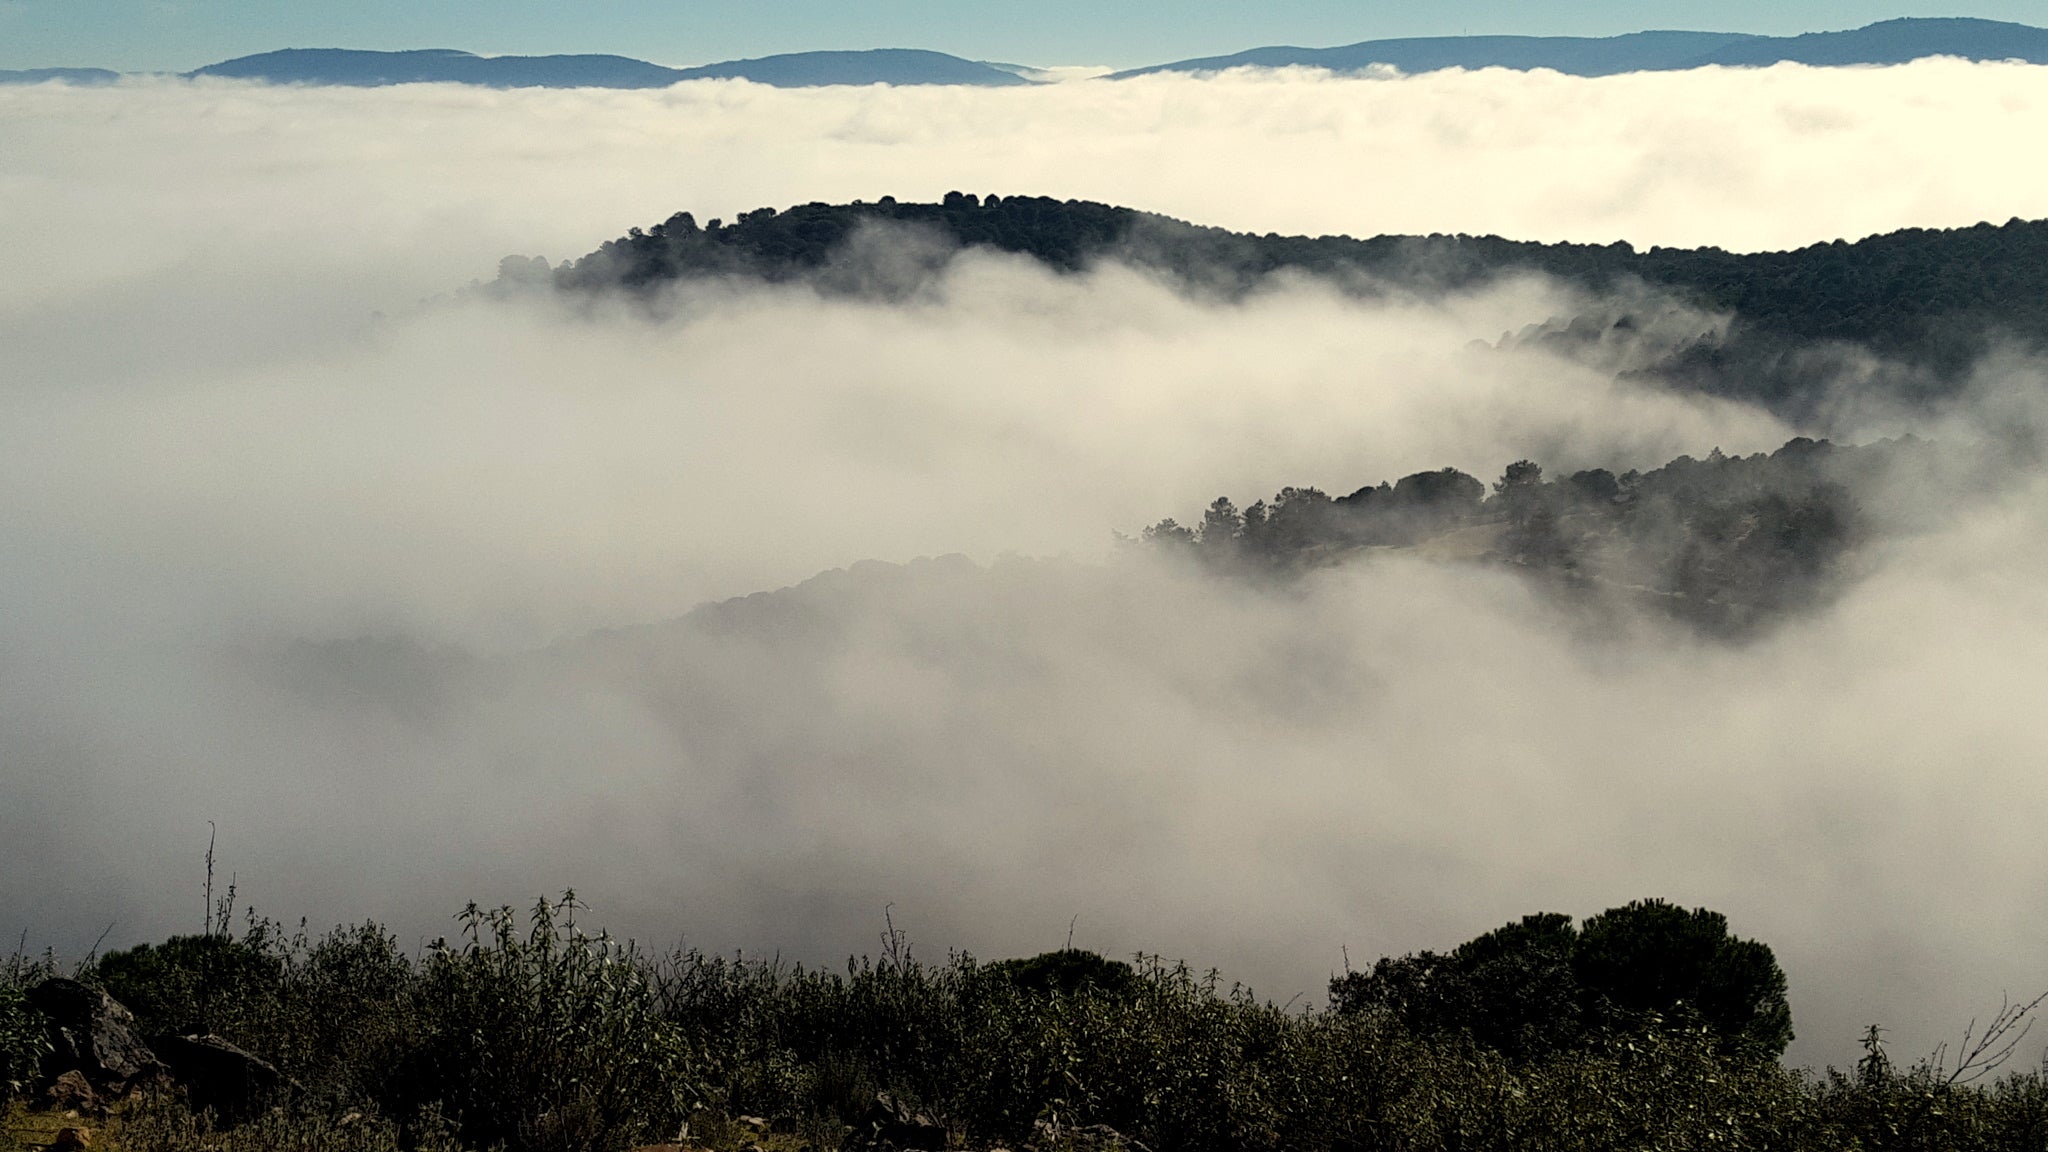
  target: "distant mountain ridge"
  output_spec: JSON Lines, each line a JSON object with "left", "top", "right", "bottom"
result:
{"left": 182, "top": 46, "right": 1028, "bottom": 88}
{"left": 1111, "top": 17, "right": 2048, "bottom": 78}
{"left": 8, "top": 19, "right": 2046, "bottom": 88}
{"left": 0, "top": 67, "right": 121, "bottom": 85}
{"left": 1114, "top": 30, "right": 1757, "bottom": 79}
{"left": 10, "top": 17, "right": 2048, "bottom": 89}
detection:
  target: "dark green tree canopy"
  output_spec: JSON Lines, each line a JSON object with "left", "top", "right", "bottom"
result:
{"left": 985, "top": 948, "right": 1137, "bottom": 997}
{"left": 1331, "top": 899, "right": 1793, "bottom": 1062}
{"left": 1574, "top": 899, "right": 1794, "bottom": 1058}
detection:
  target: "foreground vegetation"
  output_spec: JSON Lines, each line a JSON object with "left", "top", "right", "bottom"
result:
{"left": 5, "top": 896, "right": 2046, "bottom": 1152}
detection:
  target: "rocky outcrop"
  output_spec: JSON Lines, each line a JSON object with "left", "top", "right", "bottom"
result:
{"left": 25, "top": 979, "right": 287, "bottom": 1124}
{"left": 41, "top": 1069, "right": 102, "bottom": 1116}
{"left": 24, "top": 979, "right": 165, "bottom": 1095}
{"left": 149, "top": 1033, "right": 284, "bottom": 1124}
{"left": 847, "top": 1092, "right": 948, "bottom": 1150}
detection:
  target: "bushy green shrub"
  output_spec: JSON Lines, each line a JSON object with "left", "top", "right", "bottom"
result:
{"left": 386, "top": 898, "right": 708, "bottom": 1152}
{"left": 96, "top": 931, "right": 286, "bottom": 1039}
{"left": 0, "top": 979, "right": 51, "bottom": 1106}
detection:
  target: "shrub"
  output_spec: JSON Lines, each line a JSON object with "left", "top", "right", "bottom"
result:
{"left": 57, "top": 895, "right": 2048, "bottom": 1152}
{"left": 0, "top": 979, "right": 51, "bottom": 1106}
{"left": 95, "top": 931, "right": 285, "bottom": 1039}
{"left": 387, "top": 897, "right": 708, "bottom": 1152}
{"left": 120, "top": 1093, "right": 471, "bottom": 1152}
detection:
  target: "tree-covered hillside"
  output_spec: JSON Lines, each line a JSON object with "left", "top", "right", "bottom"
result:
{"left": 1140, "top": 436, "right": 1953, "bottom": 636}
{"left": 533, "top": 194, "right": 2048, "bottom": 414}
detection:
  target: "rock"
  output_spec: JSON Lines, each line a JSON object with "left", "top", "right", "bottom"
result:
{"left": 149, "top": 1033, "right": 282, "bottom": 1124}
{"left": 41, "top": 1069, "right": 102, "bottom": 1116}
{"left": 849, "top": 1092, "right": 947, "bottom": 1150}
{"left": 1072, "top": 1125, "right": 1149, "bottom": 1152}
{"left": 1028, "top": 1120, "right": 1150, "bottom": 1152}
{"left": 736, "top": 1115, "right": 771, "bottom": 1133}
{"left": 25, "top": 979, "right": 165, "bottom": 1094}
{"left": 49, "top": 1128, "right": 92, "bottom": 1152}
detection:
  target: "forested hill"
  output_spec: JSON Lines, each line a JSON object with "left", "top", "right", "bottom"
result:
{"left": 534, "top": 194, "right": 2048, "bottom": 414}
{"left": 1138, "top": 435, "right": 1946, "bottom": 637}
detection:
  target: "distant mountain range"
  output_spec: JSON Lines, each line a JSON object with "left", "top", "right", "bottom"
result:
{"left": 4, "top": 18, "right": 2046, "bottom": 89}
{"left": 0, "top": 47, "right": 1028, "bottom": 89}
{"left": 0, "top": 67, "right": 121, "bottom": 85}
{"left": 1112, "top": 17, "right": 2048, "bottom": 78}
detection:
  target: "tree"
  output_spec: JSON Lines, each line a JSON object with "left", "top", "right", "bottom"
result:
{"left": 1392, "top": 467, "right": 1484, "bottom": 512}
{"left": 1263, "top": 486, "right": 1333, "bottom": 557}
{"left": 1574, "top": 898, "right": 1793, "bottom": 1058}
{"left": 987, "top": 949, "right": 1136, "bottom": 997}
{"left": 1142, "top": 518, "right": 1193, "bottom": 549}
{"left": 1330, "top": 912, "right": 1579, "bottom": 1062}
{"left": 1492, "top": 459, "right": 1546, "bottom": 526}
{"left": 1566, "top": 467, "right": 1621, "bottom": 505}
{"left": 1195, "top": 497, "right": 1242, "bottom": 562}
{"left": 1331, "top": 900, "right": 1793, "bottom": 1063}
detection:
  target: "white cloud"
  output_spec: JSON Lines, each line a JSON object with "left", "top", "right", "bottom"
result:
{"left": 4, "top": 63, "right": 2048, "bottom": 1069}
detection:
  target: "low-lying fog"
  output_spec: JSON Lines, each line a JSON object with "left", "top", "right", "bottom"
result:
{"left": 5, "top": 60, "right": 2048, "bottom": 1069}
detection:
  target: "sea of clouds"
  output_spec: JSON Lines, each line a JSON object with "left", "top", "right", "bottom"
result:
{"left": 6, "top": 60, "right": 2048, "bottom": 1067}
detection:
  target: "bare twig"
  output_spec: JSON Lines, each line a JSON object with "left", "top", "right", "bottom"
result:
{"left": 1940, "top": 990, "right": 2048, "bottom": 1086}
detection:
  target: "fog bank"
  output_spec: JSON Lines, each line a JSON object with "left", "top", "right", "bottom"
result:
{"left": 6, "top": 64, "right": 2048, "bottom": 1069}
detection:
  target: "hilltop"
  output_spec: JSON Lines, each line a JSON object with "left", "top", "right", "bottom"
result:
{"left": 533, "top": 193, "right": 2048, "bottom": 417}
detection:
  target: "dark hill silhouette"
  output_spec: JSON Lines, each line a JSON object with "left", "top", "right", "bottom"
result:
{"left": 185, "top": 46, "right": 1027, "bottom": 88}
{"left": 672, "top": 48, "right": 1028, "bottom": 87}
{"left": 1695, "top": 16, "right": 2048, "bottom": 66}
{"left": 0, "top": 67, "right": 121, "bottom": 85}
{"left": 1113, "top": 30, "right": 1757, "bottom": 79}
{"left": 536, "top": 193, "right": 2048, "bottom": 416}
{"left": 33, "top": 20, "right": 2048, "bottom": 88}
{"left": 1112, "top": 16, "right": 2048, "bottom": 78}
{"left": 189, "top": 48, "right": 682, "bottom": 88}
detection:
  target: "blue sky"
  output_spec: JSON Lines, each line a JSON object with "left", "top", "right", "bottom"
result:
{"left": 4, "top": 0, "right": 2047, "bottom": 72}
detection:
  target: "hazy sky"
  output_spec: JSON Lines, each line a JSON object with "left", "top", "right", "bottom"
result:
{"left": 6, "top": 0, "right": 2048, "bottom": 71}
